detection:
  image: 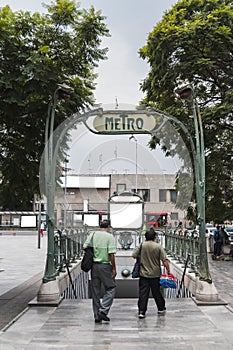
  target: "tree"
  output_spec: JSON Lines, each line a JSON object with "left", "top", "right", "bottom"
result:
{"left": 139, "top": 0, "right": 233, "bottom": 223}
{"left": 0, "top": 0, "right": 109, "bottom": 210}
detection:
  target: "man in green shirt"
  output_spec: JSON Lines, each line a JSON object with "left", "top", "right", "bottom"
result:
{"left": 83, "top": 220, "right": 117, "bottom": 323}
{"left": 132, "top": 228, "right": 170, "bottom": 318}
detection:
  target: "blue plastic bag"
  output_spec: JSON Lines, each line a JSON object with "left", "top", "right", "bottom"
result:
{"left": 160, "top": 274, "right": 177, "bottom": 289}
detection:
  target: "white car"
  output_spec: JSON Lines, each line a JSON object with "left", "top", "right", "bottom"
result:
{"left": 226, "top": 227, "right": 233, "bottom": 243}
{"left": 206, "top": 227, "right": 217, "bottom": 238}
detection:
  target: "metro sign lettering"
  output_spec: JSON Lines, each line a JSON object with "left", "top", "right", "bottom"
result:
{"left": 105, "top": 114, "right": 144, "bottom": 131}
{"left": 93, "top": 112, "right": 158, "bottom": 134}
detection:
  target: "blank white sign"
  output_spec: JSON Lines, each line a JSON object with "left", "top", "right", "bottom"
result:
{"left": 110, "top": 203, "right": 143, "bottom": 229}
{"left": 21, "top": 215, "right": 37, "bottom": 228}
{"left": 83, "top": 214, "right": 99, "bottom": 227}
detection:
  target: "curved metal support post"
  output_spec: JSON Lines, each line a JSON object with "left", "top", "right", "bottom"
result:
{"left": 43, "top": 89, "right": 60, "bottom": 283}
{"left": 149, "top": 105, "right": 211, "bottom": 283}
{"left": 40, "top": 102, "right": 213, "bottom": 304}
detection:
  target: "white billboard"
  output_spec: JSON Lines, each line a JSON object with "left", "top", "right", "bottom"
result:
{"left": 21, "top": 215, "right": 37, "bottom": 228}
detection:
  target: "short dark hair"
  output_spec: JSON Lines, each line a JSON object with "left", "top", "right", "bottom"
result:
{"left": 100, "top": 219, "right": 111, "bottom": 228}
{"left": 145, "top": 229, "right": 156, "bottom": 241}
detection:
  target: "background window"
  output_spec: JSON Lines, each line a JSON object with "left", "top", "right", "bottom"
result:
{"left": 159, "top": 189, "right": 167, "bottom": 202}
{"left": 170, "top": 212, "right": 178, "bottom": 220}
{"left": 141, "top": 189, "right": 150, "bottom": 202}
{"left": 131, "top": 189, "right": 150, "bottom": 202}
{"left": 117, "top": 184, "right": 126, "bottom": 193}
{"left": 170, "top": 190, "right": 177, "bottom": 202}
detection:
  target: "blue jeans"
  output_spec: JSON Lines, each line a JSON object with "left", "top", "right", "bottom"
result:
{"left": 91, "top": 263, "right": 116, "bottom": 320}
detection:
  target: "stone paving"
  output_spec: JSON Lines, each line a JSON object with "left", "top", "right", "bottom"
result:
{"left": 208, "top": 254, "right": 233, "bottom": 310}
{"left": 1, "top": 298, "right": 233, "bottom": 349}
{"left": 0, "top": 235, "right": 47, "bottom": 331}
{"left": 0, "top": 234, "right": 233, "bottom": 349}
{"left": 0, "top": 235, "right": 47, "bottom": 295}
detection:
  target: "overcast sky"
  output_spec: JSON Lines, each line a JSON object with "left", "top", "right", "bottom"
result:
{"left": 2, "top": 0, "right": 183, "bottom": 175}
{"left": 2, "top": 0, "right": 176, "bottom": 106}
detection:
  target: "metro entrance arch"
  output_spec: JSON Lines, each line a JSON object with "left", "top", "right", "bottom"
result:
{"left": 38, "top": 100, "right": 218, "bottom": 303}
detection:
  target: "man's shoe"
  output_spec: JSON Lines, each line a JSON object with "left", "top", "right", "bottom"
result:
{"left": 158, "top": 309, "right": 166, "bottom": 315}
{"left": 98, "top": 311, "right": 110, "bottom": 322}
{"left": 138, "top": 312, "right": 145, "bottom": 319}
{"left": 94, "top": 319, "right": 102, "bottom": 323}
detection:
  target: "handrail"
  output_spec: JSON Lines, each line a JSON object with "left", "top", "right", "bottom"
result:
{"left": 53, "top": 225, "right": 144, "bottom": 274}
{"left": 53, "top": 226, "right": 88, "bottom": 275}
{"left": 165, "top": 228, "right": 200, "bottom": 277}
{"left": 53, "top": 225, "right": 203, "bottom": 279}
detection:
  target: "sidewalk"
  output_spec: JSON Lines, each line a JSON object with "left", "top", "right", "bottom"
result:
{"left": 0, "top": 235, "right": 47, "bottom": 331}
{"left": 0, "top": 235, "right": 47, "bottom": 296}
{"left": 0, "top": 235, "right": 233, "bottom": 349}
{"left": 1, "top": 298, "right": 233, "bottom": 349}
{"left": 208, "top": 254, "right": 233, "bottom": 311}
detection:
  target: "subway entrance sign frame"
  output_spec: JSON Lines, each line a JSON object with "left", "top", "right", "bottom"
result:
{"left": 108, "top": 191, "right": 144, "bottom": 230}
{"left": 90, "top": 109, "right": 163, "bottom": 135}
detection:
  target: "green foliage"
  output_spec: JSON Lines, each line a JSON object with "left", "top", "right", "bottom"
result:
{"left": 0, "top": 1, "right": 110, "bottom": 210}
{"left": 139, "top": 0, "right": 233, "bottom": 223}
{"left": 186, "top": 205, "right": 198, "bottom": 225}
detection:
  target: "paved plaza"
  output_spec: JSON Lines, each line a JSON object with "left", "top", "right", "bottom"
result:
{"left": 0, "top": 234, "right": 47, "bottom": 296}
{"left": 0, "top": 234, "right": 233, "bottom": 349}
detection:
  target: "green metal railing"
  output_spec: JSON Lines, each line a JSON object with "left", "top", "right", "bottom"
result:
{"left": 52, "top": 225, "right": 205, "bottom": 280}
{"left": 53, "top": 226, "right": 194, "bottom": 299}
{"left": 53, "top": 226, "right": 88, "bottom": 275}
{"left": 165, "top": 228, "right": 201, "bottom": 277}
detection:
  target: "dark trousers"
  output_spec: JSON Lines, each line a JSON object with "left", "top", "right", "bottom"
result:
{"left": 214, "top": 242, "right": 222, "bottom": 257}
{"left": 138, "top": 276, "right": 165, "bottom": 313}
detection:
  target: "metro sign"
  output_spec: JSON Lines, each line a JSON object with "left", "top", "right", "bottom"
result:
{"left": 93, "top": 111, "right": 160, "bottom": 134}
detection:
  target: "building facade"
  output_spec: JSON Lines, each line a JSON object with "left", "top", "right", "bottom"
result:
{"left": 34, "top": 173, "right": 187, "bottom": 228}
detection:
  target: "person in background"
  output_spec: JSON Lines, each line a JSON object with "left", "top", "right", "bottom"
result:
{"left": 220, "top": 225, "right": 229, "bottom": 245}
{"left": 213, "top": 225, "right": 222, "bottom": 259}
{"left": 40, "top": 222, "right": 45, "bottom": 236}
{"left": 83, "top": 220, "right": 117, "bottom": 323}
{"left": 141, "top": 223, "right": 147, "bottom": 236}
{"left": 132, "top": 228, "right": 170, "bottom": 318}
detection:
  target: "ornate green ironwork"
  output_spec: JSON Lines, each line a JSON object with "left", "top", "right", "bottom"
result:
{"left": 42, "top": 87, "right": 211, "bottom": 284}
